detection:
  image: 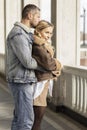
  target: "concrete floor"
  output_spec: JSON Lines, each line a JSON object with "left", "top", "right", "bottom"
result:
{"left": 0, "top": 77, "right": 87, "bottom": 130}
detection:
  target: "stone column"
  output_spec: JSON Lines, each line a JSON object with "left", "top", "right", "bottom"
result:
{"left": 49, "top": 0, "right": 80, "bottom": 110}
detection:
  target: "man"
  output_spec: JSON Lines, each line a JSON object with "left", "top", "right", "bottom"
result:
{"left": 6, "top": 4, "right": 41, "bottom": 130}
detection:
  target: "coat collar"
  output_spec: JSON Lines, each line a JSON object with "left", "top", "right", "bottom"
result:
{"left": 34, "top": 35, "right": 54, "bottom": 57}
{"left": 14, "top": 22, "right": 34, "bottom": 33}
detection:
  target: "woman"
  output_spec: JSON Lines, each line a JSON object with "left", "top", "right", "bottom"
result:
{"left": 32, "top": 20, "right": 61, "bottom": 130}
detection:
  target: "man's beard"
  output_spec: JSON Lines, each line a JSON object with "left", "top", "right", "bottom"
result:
{"left": 30, "top": 23, "right": 36, "bottom": 29}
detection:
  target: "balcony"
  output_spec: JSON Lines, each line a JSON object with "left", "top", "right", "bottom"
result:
{"left": 0, "top": 54, "right": 87, "bottom": 128}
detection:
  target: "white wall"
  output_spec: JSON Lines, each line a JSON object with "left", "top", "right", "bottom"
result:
{"left": 23, "top": 0, "right": 40, "bottom": 7}
{"left": 56, "top": 0, "right": 80, "bottom": 66}
{"left": 40, "top": 0, "right": 51, "bottom": 21}
{"left": 0, "top": 0, "right": 5, "bottom": 54}
{"left": 6, "top": 0, "right": 21, "bottom": 37}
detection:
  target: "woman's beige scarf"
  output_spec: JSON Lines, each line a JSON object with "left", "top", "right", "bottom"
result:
{"left": 33, "top": 35, "right": 54, "bottom": 57}
{"left": 33, "top": 35, "right": 62, "bottom": 78}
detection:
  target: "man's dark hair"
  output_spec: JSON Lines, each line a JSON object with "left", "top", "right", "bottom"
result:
{"left": 22, "top": 4, "right": 40, "bottom": 19}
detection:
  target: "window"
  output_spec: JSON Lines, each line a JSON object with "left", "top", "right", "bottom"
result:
{"left": 80, "top": 0, "right": 87, "bottom": 66}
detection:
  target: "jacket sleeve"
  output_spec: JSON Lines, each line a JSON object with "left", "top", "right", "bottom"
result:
{"left": 32, "top": 44, "right": 57, "bottom": 71}
{"left": 10, "top": 33, "right": 38, "bottom": 69}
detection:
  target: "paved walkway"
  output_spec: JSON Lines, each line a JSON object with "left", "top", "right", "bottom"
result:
{"left": 0, "top": 77, "right": 87, "bottom": 130}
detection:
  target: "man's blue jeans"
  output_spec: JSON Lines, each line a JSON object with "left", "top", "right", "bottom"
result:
{"left": 8, "top": 82, "right": 34, "bottom": 130}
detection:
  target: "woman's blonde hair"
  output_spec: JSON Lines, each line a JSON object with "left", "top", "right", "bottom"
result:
{"left": 34, "top": 20, "right": 55, "bottom": 54}
{"left": 34, "top": 20, "right": 54, "bottom": 36}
